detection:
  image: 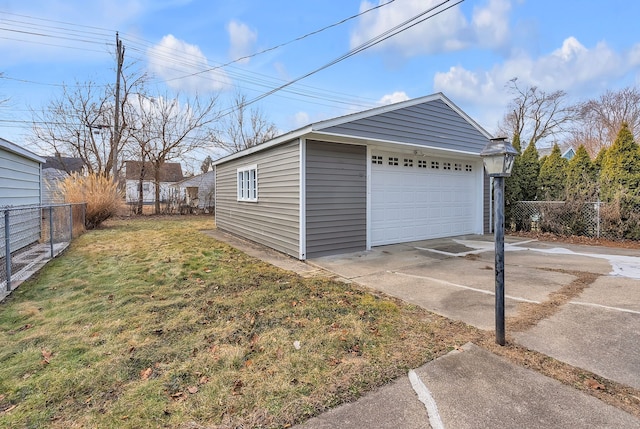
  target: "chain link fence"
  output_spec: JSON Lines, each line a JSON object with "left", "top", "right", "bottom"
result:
{"left": 508, "top": 200, "right": 640, "bottom": 241}
{"left": 1, "top": 203, "right": 85, "bottom": 299}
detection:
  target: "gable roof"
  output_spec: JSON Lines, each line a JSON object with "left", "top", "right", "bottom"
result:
{"left": 0, "top": 137, "right": 45, "bottom": 163}
{"left": 124, "top": 161, "right": 184, "bottom": 182}
{"left": 172, "top": 170, "right": 215, "bottom": 188}
{"left": 213, "top": 93, "right": 492, "bottom": 166}
{"left": 538, "top": 144, "right": 576, "bottom": 160}
{"left": 43, "top": 156, "right": 85, "bottom": 173}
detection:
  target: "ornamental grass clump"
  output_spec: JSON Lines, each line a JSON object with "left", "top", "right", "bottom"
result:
{"left": 58, "top": 173, "right": 122, "bottom": 229}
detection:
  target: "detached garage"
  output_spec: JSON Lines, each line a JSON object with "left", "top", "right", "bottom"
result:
{"left": 214, "top": 93, "right": 492, "bottom": 260}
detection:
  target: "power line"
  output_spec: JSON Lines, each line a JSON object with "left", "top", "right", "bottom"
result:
{"left": 222, "top": 0, "right": 464, "bottom": 116}
{"left": 0, "top": 10, "right": 114, "bottom": 33}
{"left": 157, "top": 0, "right": 396, "bottom": 85}
{"left": 0, "top": 1, "right": 465, "bottom": 134}
{"left": 0, "top": 4, "right": 389, "bottom": 107}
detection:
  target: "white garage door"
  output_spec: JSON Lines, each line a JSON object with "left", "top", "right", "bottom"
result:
{"left": 371, "top": 152, "right": 480, "bottom": 246}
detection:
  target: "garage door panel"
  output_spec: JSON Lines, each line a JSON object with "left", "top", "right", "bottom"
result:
{"left": 371, "top": 151, "right": 479, "bottom": 246}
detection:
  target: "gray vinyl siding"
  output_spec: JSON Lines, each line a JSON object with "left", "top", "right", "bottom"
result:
{"left": 305, "top": 141, "right": 366, "bottom": 258}
{"left": 319, "top": 99, "right": 489, "bottom": 154}
{"left": 484, "top": 173, "right": 491, "bottom": 234}
{"left": 215, "top": 140, "right": 300, "bottom": 258}
{"left": 0, "top": 148, "right": 42, "bottom": 207}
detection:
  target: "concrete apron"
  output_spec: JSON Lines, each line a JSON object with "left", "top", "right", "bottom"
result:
{"left": 309, "top": 235, "right": 640, "bottom": 391}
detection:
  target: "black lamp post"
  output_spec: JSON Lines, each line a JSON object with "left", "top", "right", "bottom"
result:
{"left": 480, "top": 137, "right": 518, "bottom": 346}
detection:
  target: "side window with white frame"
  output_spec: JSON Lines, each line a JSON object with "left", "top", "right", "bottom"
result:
{"left": 237, "top": 164, "right": 258, "bottom": 202}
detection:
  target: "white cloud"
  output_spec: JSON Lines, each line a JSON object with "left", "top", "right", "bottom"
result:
{"left": 433, "top": 37, "right": 640, "bottom": 133}
{"left": 378, "top": 91, "right": 410, "bottom": 104}
{"left": 147, "top": 34, "right": 231, "bottom": 93}
{"left": 293, "top": 111, "right": 310, "bottom": 128}
{"left": 350, "top": 0, "right": 511, "bottom": 57}
{"left": 227, "top": 20, "right": 258, "bottom": 64}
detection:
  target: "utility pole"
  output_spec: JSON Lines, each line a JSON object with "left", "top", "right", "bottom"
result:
{"left": 112, "top": 32, "right": 125, "bottom": 182}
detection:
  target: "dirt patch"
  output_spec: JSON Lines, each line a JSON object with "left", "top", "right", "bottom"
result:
{"left": 507, "top": 270, "right": 601, "bottom": 332}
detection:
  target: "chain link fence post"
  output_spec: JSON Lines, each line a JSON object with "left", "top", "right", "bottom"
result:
{"left": 49, "top": 205, "right": 54, "bottom": 258}
{"left": 4, "top": 210, "right": 11, "bottom": 293}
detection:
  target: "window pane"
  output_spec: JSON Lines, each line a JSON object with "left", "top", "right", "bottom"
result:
{"left": 250, "top": 169, "right": 257, "bottom": 199}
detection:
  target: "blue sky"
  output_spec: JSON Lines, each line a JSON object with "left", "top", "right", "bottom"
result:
{"left": 1, "top": 0, "right": 640, "bottom": 162}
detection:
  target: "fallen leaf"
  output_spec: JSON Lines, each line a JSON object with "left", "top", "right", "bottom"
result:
{"left": 250, "top": 334, "right": 260, "bottom": 346}
{"left": 19, "top": 324, "right": 33, "bottom": 331}
{"left": 204, "top": 269, "right": 212, "bottom": 273}
{"left": 41, "top": 349, "right": 52, "bottom": 364}
{"left": 171, "top": 392, "right": 184, "bottom": 398}
{"left": 232, "top": 379, "right": 243, "bottom": 395}
{"left": 187, "top": 386, "right": 198, "bottom": 394}
{"left": 585, "top": 379, "right": 605, "bottom": 390}
{"left": 199, "top": 376, "right": 210, "bottom": 385}
{"left": 140, "top": 367, "right": 152, "bottom": 380}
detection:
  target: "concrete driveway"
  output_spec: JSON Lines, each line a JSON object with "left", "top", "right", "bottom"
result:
{"left": 309, "top": 235, "right": 640, "bottom": 391}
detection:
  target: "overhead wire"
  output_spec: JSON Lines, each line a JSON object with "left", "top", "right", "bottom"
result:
{"left": 220, "top": 0, "right": 464, "bottom": 116}
{"left": 156, "top": 0, "right": 396, "bottom": 85}
{"left": 0, "top": 3, "right": 388, "bottom": 109}
{"left": 0, "top": 1, "right": 464, "bottom": 132}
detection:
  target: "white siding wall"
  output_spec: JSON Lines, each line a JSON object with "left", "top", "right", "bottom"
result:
{"left": 174, "top": 171, "right": 215, "bottom": 208}
{"left": 0, "top": 145, "right": 43, "bottom": 257}
{"left": 0, "top": 147, "right": 42, "bottom": 207}
{"left": 125, "top": 180, "right": 174, "bottom": 203}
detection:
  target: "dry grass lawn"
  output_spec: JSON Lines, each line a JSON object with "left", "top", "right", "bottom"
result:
{"left": 0, "top": 216, "right": 479, "bottom": 428}
{"left": 1, "top": 216, "right": 637, "bottom": 428}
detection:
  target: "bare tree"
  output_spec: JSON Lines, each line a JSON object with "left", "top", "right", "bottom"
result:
{"left": 122, "top": 93, "right": 154, "bottom": 214}
{"left": 213, "top": 93, "right": 278, "bottom": 154}
{"left": 570, "top": 87, "right": 640, "bottom": 157}
{"left": 134, "top": 93, "right": 219, "bottom": 214}
{"left": 29, "top": 68, "right": 146, "bottom": 179}
{"left": 498, "top": 78, "right": 578, "bottom": 147}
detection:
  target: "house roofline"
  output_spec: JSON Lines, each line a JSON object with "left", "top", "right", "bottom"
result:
{"left": 212, "top": 93, "right": 493, "bottom": 166}
{"left": 311, "top": 92, "right": 492, "bottom": 140}
{"left": 0, "top": 138, "right": 45, "bottom": 163}
{"left": 212, "top": 125, "right": 312, "bottom": 166}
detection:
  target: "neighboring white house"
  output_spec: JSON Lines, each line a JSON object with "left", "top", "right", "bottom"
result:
{"left": 0, "top": 138, "right": 45, "bottom": 257}
{"left": 124, "top": 161, "right": 184, "bottom": 205}
{"left": 170, "top": 170, "right": 215, "bottom": 211}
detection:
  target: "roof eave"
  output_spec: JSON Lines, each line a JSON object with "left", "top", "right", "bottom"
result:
{"left": 0, "top": 138, "right": 45, "bottom": 163}
{"left": 212, "top": 125, "right": 313, "bottom": 166}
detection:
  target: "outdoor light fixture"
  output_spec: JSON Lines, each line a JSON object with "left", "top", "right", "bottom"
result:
{"left": 480, "top": 137, "right": 518, "bottom": 177}
{"left": 480, "top": 137, "right": 518, "bottom": 346}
